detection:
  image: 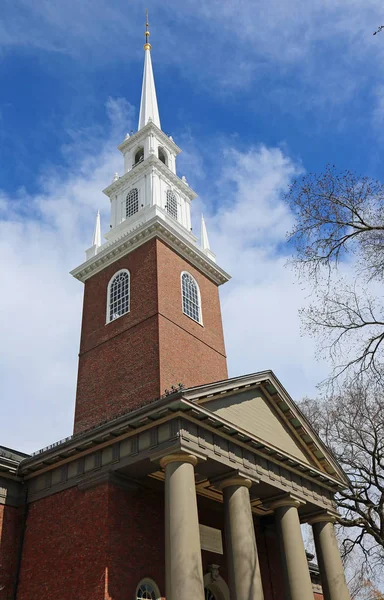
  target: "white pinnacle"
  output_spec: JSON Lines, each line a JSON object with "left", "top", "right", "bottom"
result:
{"left": 138, "top": 47, "right": 161, "bottom": 131}
{"left": 201, "top": 214, "right": 211, "bottom": 251}
{"left": 92, "top": 210, "right": 101, "bottom": 248}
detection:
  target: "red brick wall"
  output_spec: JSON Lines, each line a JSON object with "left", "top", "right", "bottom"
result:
{"left": 16, "top": 483, "right": 166, "bottom": 600}
{"left": 157, "top": 240, "right": 228, "bottom": 391}
{"left": 74, "top": 238, "right": 228, "bottom": 433}
{"left": 74, "top": 240, "right": 161, "bottom": 434}
{"left": 0, "top": 504, "right": 24, "bottom": 600}
{"left": 156, "top": 240, "right": 227, "bottom": 359}
{"left": 107, "top": 484, "right": 165, "bottom": 600}
{"left": 17, "top": 485, "right": 109, "bottom": 600}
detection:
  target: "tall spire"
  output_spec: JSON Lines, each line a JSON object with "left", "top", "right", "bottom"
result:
{"left": 138, "top": 11, "right": 161, "bottom": 131}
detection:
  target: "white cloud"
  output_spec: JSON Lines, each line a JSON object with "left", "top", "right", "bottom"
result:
{"left": 192, "top": 144, "right": 329, "bottom": 396}
{"left": 0, "top": 98, "right": 133, "bottom": 453}
{"left": 2, "top": 0, "right": 384, "bottom": 106}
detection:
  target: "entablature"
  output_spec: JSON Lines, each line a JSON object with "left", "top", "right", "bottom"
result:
{"left": 18, "top": 379, "right": 346, "bottom": 514}
{"left": 103, "top": 154, "right": 196, "bottom": 201}
{"left": 117, "top": 121, "right": 181, "bottom": 157}
{"left": 70, "top": 216, "right": 230, "bottom": 285}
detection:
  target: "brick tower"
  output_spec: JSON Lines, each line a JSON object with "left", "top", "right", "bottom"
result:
{"left": 71, "top": 18, "right": 230, "bottom": 434}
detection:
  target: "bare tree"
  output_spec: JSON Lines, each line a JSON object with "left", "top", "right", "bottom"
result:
{"left": 286, "top": 166, "right": 384, "bottom": 382}
{"left": 299, "top": 378, "right": 384, "bottom": 575}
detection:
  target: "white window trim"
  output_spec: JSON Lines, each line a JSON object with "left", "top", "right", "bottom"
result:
{"left": 166, "top": 188, "right": 178, "bottom": 220}
{"left": 106, "top": 268, "right": 131, "bottom": 324}
{"left": 180, "top": 271, "right": 203, "bottom": 326}
{"left": 135, "top": 577, "right": 161, "bottom": 600}
{"left": 126, "top": 187, "right": 139, "bottom": 218}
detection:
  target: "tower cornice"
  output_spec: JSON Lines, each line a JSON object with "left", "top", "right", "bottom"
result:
{"left": 102, "top": 153, "right": 196, "bottom": 201}
{"left": 117, "top": 121, "right": 182, "bottom": 156}
{"left": 71, "top": 214, "right": 230, "bottom": 285}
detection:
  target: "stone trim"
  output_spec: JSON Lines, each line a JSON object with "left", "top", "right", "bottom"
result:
{"left": 117, "top": 121, "right": 182, "bottom": 156}
{"left": 159, "top": 453, "right": 199, "bottom": 468}
{"left": 306, "top": 510, "right": 338, "bottom": 525}
{"left": 267, "top": 493, "right": 306, "bottom": 511}
{"left": 21, "top": 408, "right": 341, "bottom": 513}
{"left": 217, "top": 476, "right": 252, "bottom": 490}
{"left": 71, "top": 216, "right": 230, "bottom": 285}
{"left": 103, "top": 153, "right": 193, "bottom": 200}
{"left": 22, "top": 416, "right": 337, "bottom": 516}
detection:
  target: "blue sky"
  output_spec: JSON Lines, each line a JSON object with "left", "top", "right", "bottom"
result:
{"left": 1, "top": 0, "right": 384, "bottom": 454}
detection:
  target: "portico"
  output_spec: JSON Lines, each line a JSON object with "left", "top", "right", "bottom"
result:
{"left": 19, "top": 371, "right": 351, "bottom": 600}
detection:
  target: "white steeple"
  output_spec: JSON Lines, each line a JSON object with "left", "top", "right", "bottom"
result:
{"left": 201, "top": 215, "right": 216, "bottom": 263}
{"left": 72, "top": 13, "right": 230, "bottom": 289}
{"left": 92, "top": 210, "right": 101, "bottom": 247}
{"left": 138, "top": 12, "right": 161, "bottom": 131}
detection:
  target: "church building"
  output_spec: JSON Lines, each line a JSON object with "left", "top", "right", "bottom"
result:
{"left": 1, "top": 17, "right": 351, "bottom": 600}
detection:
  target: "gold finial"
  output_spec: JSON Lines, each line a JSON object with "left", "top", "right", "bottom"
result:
{"left": 144, "top": 9, "right": 151, "bottom": 50}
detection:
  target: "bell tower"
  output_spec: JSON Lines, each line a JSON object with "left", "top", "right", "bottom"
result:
{"left": 71, "top": 15, "right": 230, "bottom": 434}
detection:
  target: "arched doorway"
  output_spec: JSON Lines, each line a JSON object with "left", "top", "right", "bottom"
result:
{"left": 204, "top": 566, "right": 230, "bottom": 600}
{"left": 204, "top": 588, "right": 218, "bottom": 600}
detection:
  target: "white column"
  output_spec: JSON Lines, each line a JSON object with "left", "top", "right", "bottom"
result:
{"left": 271, "top": 496, "right": 314, "bottom": 600}
{"left": 160, "top": 453, "right": 205, "bottom": 600}
{"left": 220, "top": 476, "right": 264, "bottom": 600}
{"left": 308, "top": 513, "right": 350, "bottom": 600}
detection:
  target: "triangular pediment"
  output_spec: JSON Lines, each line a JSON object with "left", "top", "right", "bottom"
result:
{"left": 202, "top": 387, "right": 313, "bottom": 465}
{"left": 183, "top": 371, "right": 347, "bottom": 484}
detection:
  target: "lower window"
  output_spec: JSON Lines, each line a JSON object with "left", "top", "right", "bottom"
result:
{"left": 135, "top": 578, "right": 160, "bottom": 600}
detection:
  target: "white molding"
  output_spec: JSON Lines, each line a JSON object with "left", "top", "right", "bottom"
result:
{"left": 102, "top": 154, "right": 196, "bottom": 201}
{"left": 118, "top": 121, "right": 181, "bottom": 156}
{"left": 71, "top": 215, "right": 231, "bottom": 286}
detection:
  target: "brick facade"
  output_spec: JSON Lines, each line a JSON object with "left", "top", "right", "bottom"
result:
{"left": 16, "top": 482, "right": 165, "bottom": 600}
{"left": 0, "top": 504, "right": 24, "bottom": 600}
{"left": 74, "top": 237, "right": 228, "bottom": 434}
{"left": 16, "top": 482, "right": 322, "bottom": 600}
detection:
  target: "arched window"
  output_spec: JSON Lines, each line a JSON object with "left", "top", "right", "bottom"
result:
{"left": 107, "top": 269, "right": 130, "bottom": 323}
{"left": 181, "top": 272, "right": 202, "bottom": 324}
{"left": 135, "top": 578, "right": 161, "bottom": 600}
{"left": 166, "top": 189, "right": 178, "bottom": 220}
{"left": 158, "top": 147, "right": 167, "bottom": 165}
{"left": 126, "top": 188, "right": 139, "bottom": 218}
{"left": 134, "top": 147, "right": 144, "bottom": 166}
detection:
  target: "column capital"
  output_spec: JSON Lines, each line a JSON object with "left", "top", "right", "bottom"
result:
{"left": 219, "top": 476, "right": 253, "bottom": 491}
{"left": 159, "top": 452, "right": 199, "bottom": 468}
{"left": 268, "top": 493, "right": 306, "bottom": 511}
{"left": 210, "top": 469, "right": 259, "bottom": 492}
{"left": 307, "top": 510, "right": 338, "bottom": 525}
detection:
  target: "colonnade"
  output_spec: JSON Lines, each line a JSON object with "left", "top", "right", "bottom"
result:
{"left": 159, "top": 453, "right": 350, "bottom": 600}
